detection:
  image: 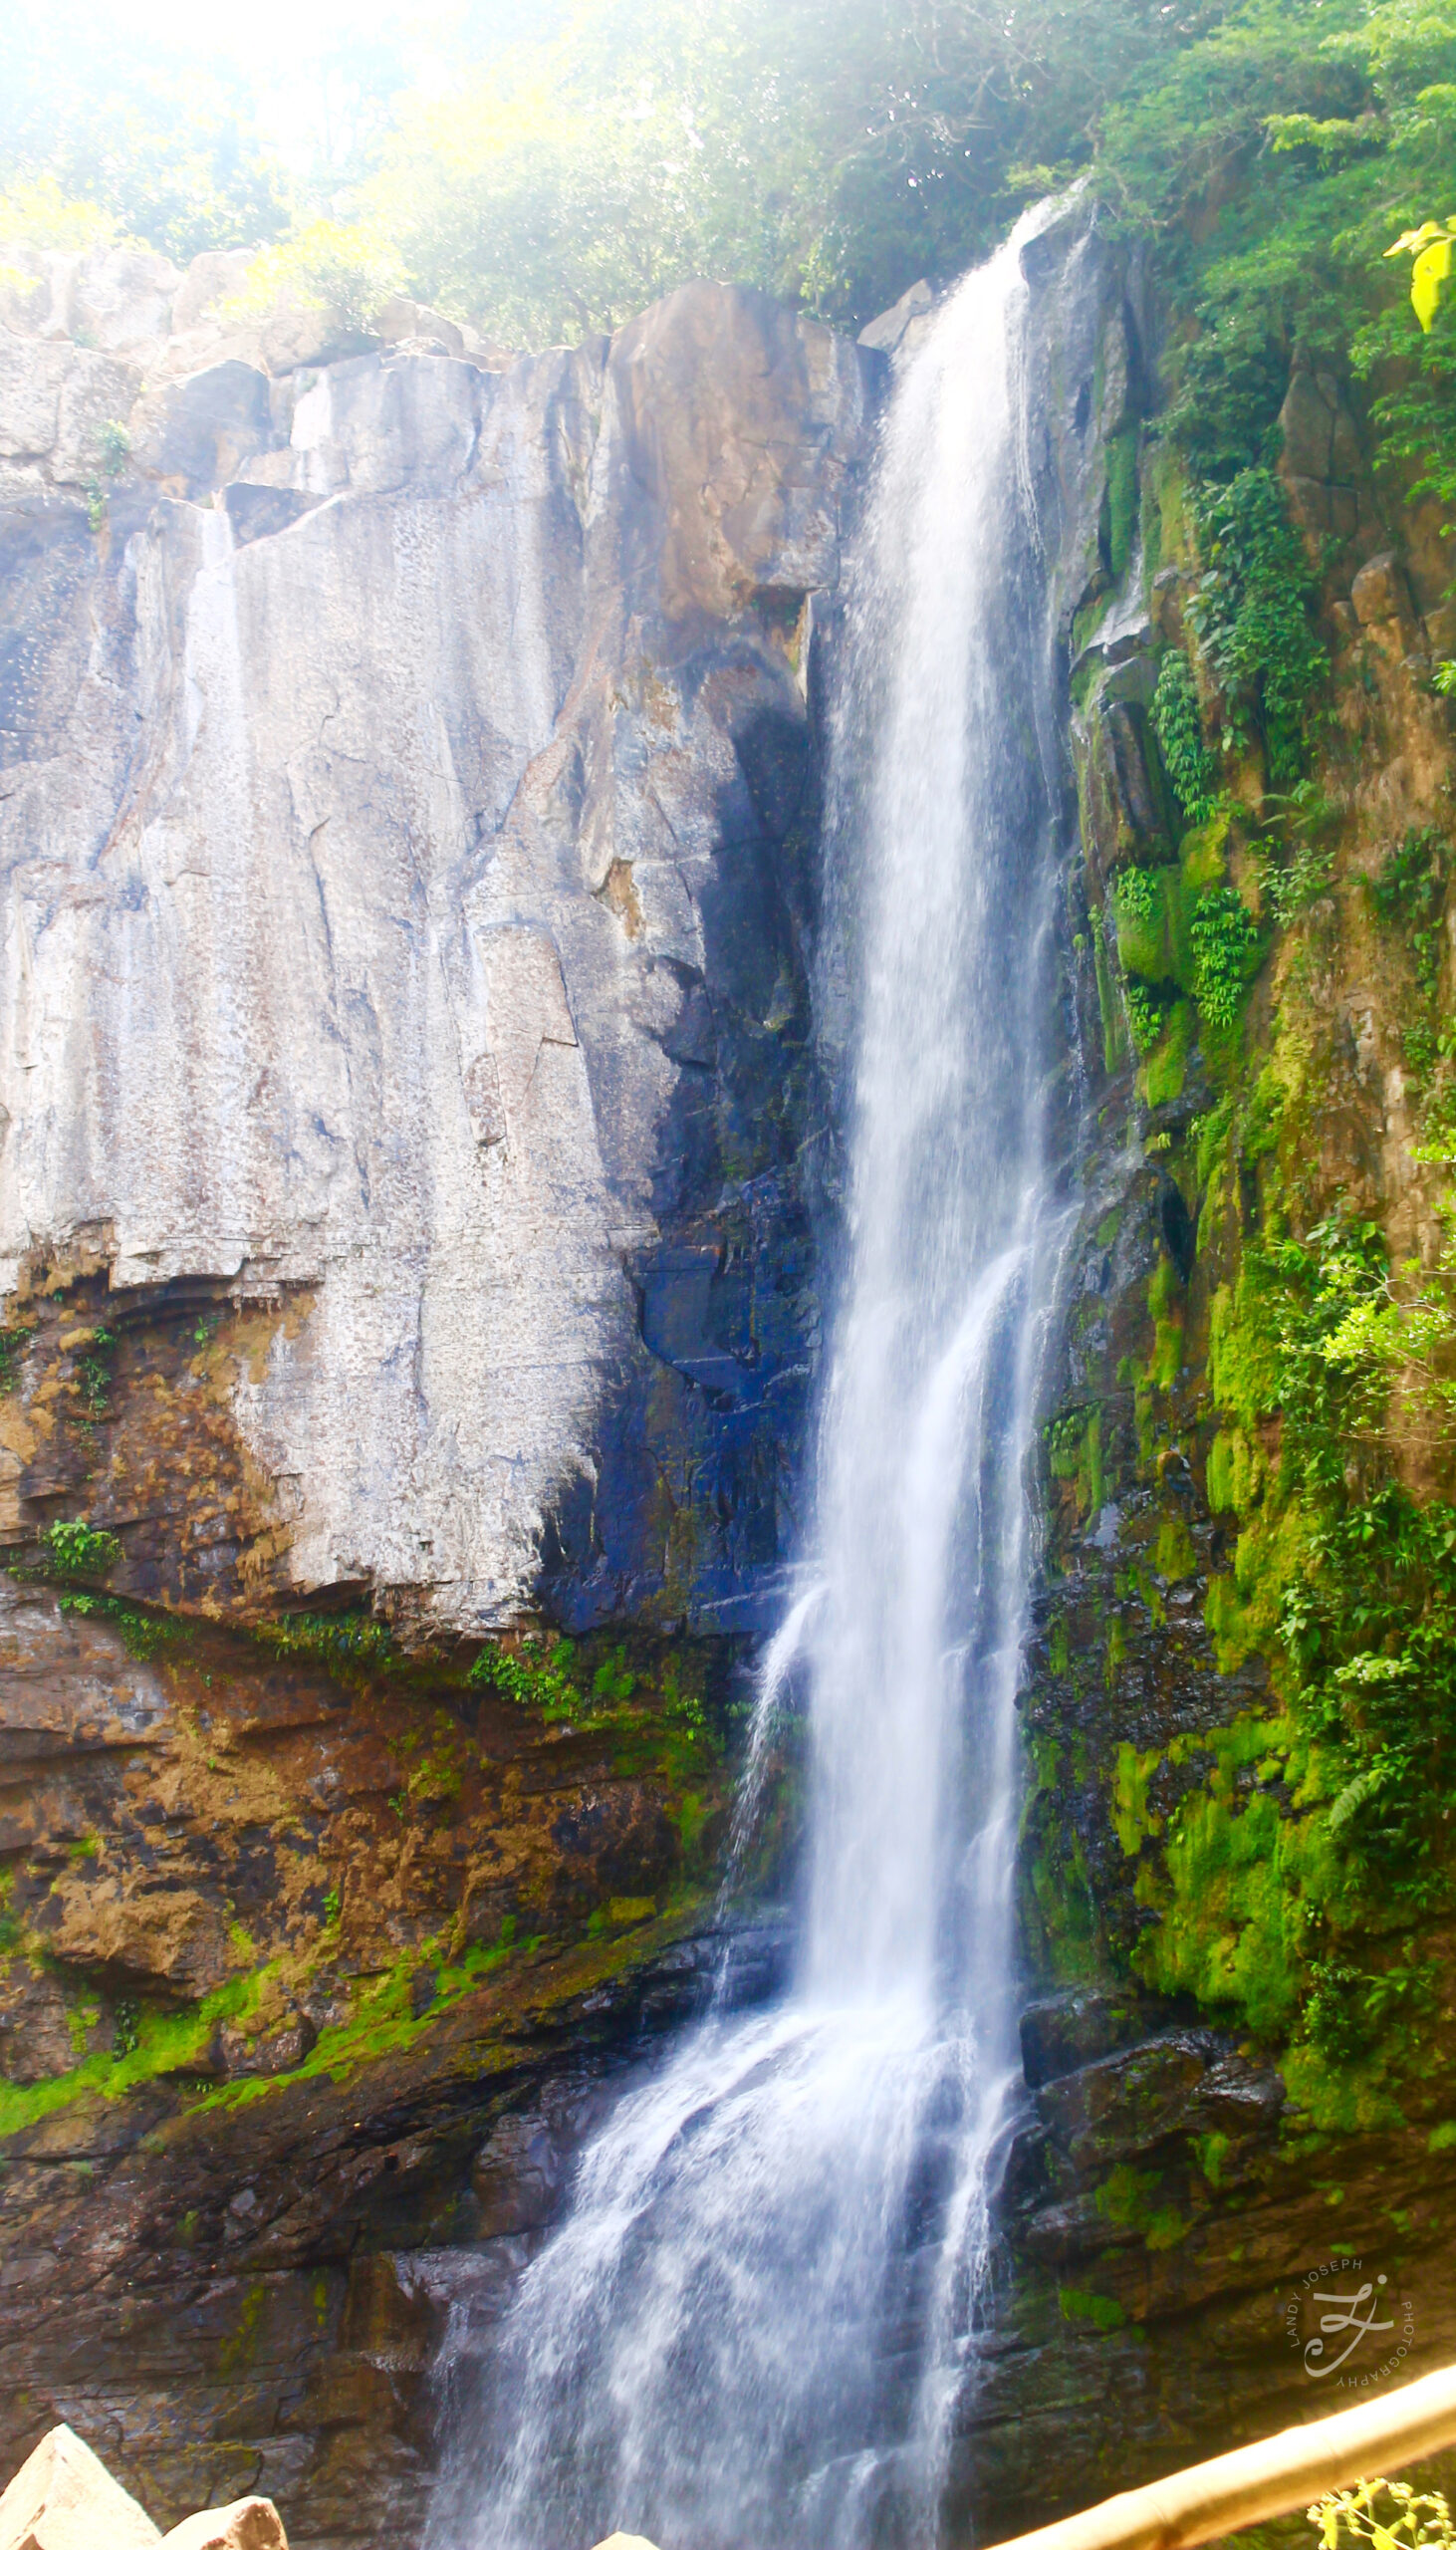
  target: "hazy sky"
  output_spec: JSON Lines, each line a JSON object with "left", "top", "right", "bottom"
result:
{"left": 94, "top": 0, "right": 410, "bottom": 61}
{"left": 78, "top": 0, "right": 451, "bottom": 170}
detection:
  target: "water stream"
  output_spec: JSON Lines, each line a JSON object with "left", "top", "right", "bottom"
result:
{"left": 429, "top": 199, "right": 1075, "bottom": 2550}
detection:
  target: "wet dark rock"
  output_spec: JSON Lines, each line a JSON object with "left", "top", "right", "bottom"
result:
{"left": 1019, "top": 1986, "right": 1179, "bottom": 2090}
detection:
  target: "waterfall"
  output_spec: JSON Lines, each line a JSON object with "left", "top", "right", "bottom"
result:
{"left": 428, "top": 199, "right": 1074, "bottom": 2550}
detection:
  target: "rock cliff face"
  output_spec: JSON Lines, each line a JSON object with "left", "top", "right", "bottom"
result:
{"left": 959, "top": 232, "right": 1456, "bottom": 2532}
{"left": 1, "top": 248, "right": 869, "bottom": 1636}
{"left": 0, "top": 246, "right": 866, "bottom": 2541}
{"left": 6, "top": 214, "right": 1456, "bottom": 2550}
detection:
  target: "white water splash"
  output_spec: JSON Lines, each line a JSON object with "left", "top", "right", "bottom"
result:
{"left": 428, "top": 199, "right": 1076, "bottom": 2550}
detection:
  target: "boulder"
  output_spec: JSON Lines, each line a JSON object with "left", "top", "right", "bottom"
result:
{"left": 1351, "top": 547, "right": 1416, "bottom": 631}
{"left": 857, "top": 277, "right": 936, "bottom": 360}
{"left": 171, "top": 251, "right": 253, "bottom": 338}
{"left": 0, "top": 2424, "right": 161, "bottom": 2550}
{"left": 160, "top": 2499, "right": 288, "bottom": 2550}
{"left": 127, "top": 361, "right": 273, "bottom": 497}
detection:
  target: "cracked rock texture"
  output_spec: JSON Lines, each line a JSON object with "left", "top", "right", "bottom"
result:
{"left": 0, "top": 247, "right": 872, "bottom": 1636}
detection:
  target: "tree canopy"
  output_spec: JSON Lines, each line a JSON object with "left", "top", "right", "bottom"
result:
{"left": 0, "top": 0, "right": 1452, "bottom": 449}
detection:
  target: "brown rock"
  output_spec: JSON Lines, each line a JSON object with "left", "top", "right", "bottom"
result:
{"left": 0, "top": 2424, "right": 161, "bottom": 2550}
{"left": 216, "top": 2015, "right": 317, "bottom": 2079}
{"left": 610, "top": 281, "right": 866, "bottom": 620}
{"left": 1351, "top": 548, "right": 1415, "bottom": 630}
{"left": 34, "top": 1879, "right": 234, "bottom": 1999}
{"left": 160, "top": 2498, "right": 288, "bottom": 2550}
{"left": 170, "top": 251, "right": 253, "bottom": 337}
{"left": 0, "top": 1964, "right": 90, "bottom": 2085}
{"left": 1279, "top": 365, "right": 1338, "bottom": 481}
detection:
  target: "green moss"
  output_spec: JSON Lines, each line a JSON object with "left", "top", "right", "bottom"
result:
{"left": 1206, "top": 1429, "right": 1244, "bottom": 1514}
{"left": 1112, "top": 863, "right": 1175, "bottom": 983}
{"left": 1104, "top": 427, "right": 1140, "bottom": 584}
{"left": 1091, "top": 904, "right": 1129, "bottom": 1075}
{"left": 218, "top": 2281, "right": 265, "bottom": 2375}
{"left": 1073, "top": 592, "right": 1110, "bottom": 658}
{"left": 0, "top": 1966, "right": 264, "bottom": 2139}
{"left": 1196, "top": 2129, "right": 1232, "bottom": 2185}
{"left": 1095, "top": 2165, "right": 1190, "bottom": 2249}
{"left": 1048, "top": 1404, "right": 1103, "bottom": 1518}
{"left": 1208, "top": 1262, "right": 1284, "bottom": 1433}
{"left": 1180, "top": 807, "right": 1232, "bottom": 894}
{"left": 1023, "top": 1742, "right": 1101, "bottom": 1984}
{"left": 1145, "top": 1257, "right": 1185, "bottom": 1391}
{"left": 1203, "top": 1499, "right": 1312, "bottom": 1673}
{"left": 1129, "top": 1714, "right": 1333, "bottom": 2041}
{"left": 1058, "top": 2286, "right": 1126, "bottom": 2333}
{"left": 1139, "top": 998, "right": 1192, "bottom": 1108}
{"left": 1154, "top": 1513, "right": 1196, "bottom": 1582}
{"left": 1112, "top": 1740, "right": 1162, "bottom": 1856}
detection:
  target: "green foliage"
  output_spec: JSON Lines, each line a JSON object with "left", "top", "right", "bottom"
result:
{"left": 1191, "top": 884, "right": 1262, "bottom": 1029}
{"left": 0, "top": 174, "right": 124, "bottom": 253}
{"left": 471, "top": 1633, "right": 582, "bottom": 1719}
{"left": 1150, "top": 650, "right": 1218, "bottom": 828}
{"left": 1305, "top": 1947, "right": 1437, "bottom": 2061}
{"left": 253, "top": 1610, "right": 398, "bottom": 1671}
{"left": 44, "top": 1518, "right": 121, "bottom": 1581}
{"left": 1124, "top": 976, "right": 1175, "bottom": 1055}
{"left": 231, "top": 216, "right": 406, "bottom": 340}
{"left": 1385, "top": 218, "right": 1456, "bottom": 331}
{"left": 1312, "top": 2480, "right": 1456, "bottom": 2550}
{"left": 1369, "top": 827, "right": 1449, "bottom": 1000}
{"left": 1259, "top": 782, "right": 1338, "bottom": 923}
{"left": 1186, "top": 471, "right": 1328, "bottom": 782}
{"left": 0, "top": 1323, "right": 33, "bottom": 1394}
{"left": 1058, "top": 2285, "right": 1126, "bottom": 2332}
{"left": 73, "top": 1327, "right": 115, "bottom": 1420}
{"left": 1048, "top": 1404, "right": 1104, "bottom": 1515}
{"left": 367, "top": 0, "right": 1206, "bottom": 342}
{"left": 1165, "top": 317, "right": 1293, "bottom": 485}
{"left": 57, "top": 1594, "right": 183, "bottom": 1660}
{"left": 1154, "top": 1213, "right": 1456, "bottom": 2073}
{"left": 1112, "top": 864, "right": 1162, "bottom": 925}
{"left": 1100, "top": 0, "right": 1456, "bottom": 603}
{"left": 593, "top": 1644, "right": 637, "bottom": 1705}
{"left": 0, "top": 10, "right": 288, "bottom": 261}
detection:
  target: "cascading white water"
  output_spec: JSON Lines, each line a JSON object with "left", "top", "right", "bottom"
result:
{"left": 428, "top": 201, "right": 1074, "bottom": 2550}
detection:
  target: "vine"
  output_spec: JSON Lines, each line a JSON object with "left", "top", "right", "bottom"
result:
{"left": 1150, "top": 649, "right": 1218, "bottom": 827}
{"left": 1185, "top": 469, "right": 1328, "bottom": 783}
{"left": 1190, "top": 885, "right": 1261, "bottom": 1029}
{"left": 1369, "top": 827, "right": 1448, "bottom": 1002}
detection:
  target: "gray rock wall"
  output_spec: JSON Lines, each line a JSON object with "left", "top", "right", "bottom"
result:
{"left": 0, "top": 252, "right": 875, "bottom": 1636}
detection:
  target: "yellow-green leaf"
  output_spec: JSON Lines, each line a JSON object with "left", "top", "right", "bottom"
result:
{"left": 1412, "top": 236, "right": 1453, "bottom": 330}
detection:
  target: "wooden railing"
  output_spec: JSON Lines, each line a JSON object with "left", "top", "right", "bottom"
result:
{"left": 983, "top": 2365, "right": 1456, "bottom": 2550}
